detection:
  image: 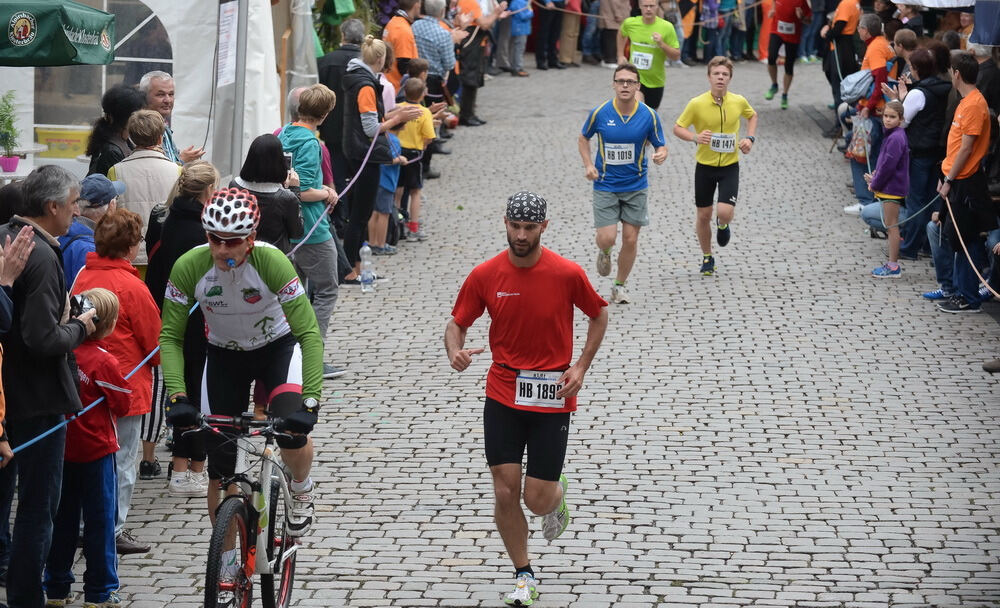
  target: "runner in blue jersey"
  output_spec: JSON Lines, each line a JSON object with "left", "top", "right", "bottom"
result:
{"left": 577, "top": 63, "right": 667, "bottom": 305}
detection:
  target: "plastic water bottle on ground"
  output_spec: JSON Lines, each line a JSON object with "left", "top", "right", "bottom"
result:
{"left": 360, "top": 242, "right": 375, "bottom": 293}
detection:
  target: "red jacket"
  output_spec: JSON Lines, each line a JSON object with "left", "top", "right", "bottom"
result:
{"left": 72, "top": 253, "right": 161, "bottom": 416}
{"left": 68, "top": 341, "right": 132, "bottom": 462}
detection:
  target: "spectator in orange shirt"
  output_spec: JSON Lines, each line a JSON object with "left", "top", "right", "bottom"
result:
{"left": 821, "top": 0, "right": 860, "bottom": 114}
{"left": 456, "top": 0, "right": 508, "bottom": 126}
{"left": 382, "top": 0, "right": 421, "bottom": 90}
{"left": 935, "top": 52, "right": 995, "bottom": 313}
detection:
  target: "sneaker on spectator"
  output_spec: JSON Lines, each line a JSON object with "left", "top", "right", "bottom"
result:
{"left": 601, "top": 61, "right": 618, "bottom": 69}
{"left": 323, "top": 363, "right": 348, "bottom": 379}
{"left": 45, "top": 593, "right": 79, "bottom": 607}
{"left": 922, "top": 289, "right": 952, "bottom": 300}
{"left": 139, "top": 459, "right": 161, "bottom": 480}
{"left": 937, "top": 295, "right": 981, "bottom": 313}
{"left": 115, "top": 530, "right": 149, "bottom": 555}
{"left": 190, "top": 469, "right": 210, "bottom": 493}
{"left": 82, "top": 591, "right": 121, "bottom": 608}
{"left": 843, "top": 203, "right": 863, "bottom": 215}
{"left": 169, "top": 470, "right": 206, "bottom": 498}
{"left": 871, "top": 263, "right": 901, "bottom": 278}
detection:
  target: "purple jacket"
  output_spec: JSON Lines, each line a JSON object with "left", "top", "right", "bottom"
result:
{"left": 869, "top": 126, "right": 909, "bottom": 198}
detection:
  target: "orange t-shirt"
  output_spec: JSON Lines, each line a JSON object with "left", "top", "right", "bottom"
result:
{"left": 861, "top": 35, "right": 893, "bottom": 72}
{"left": 942, "top": 88, "right": 992, "bottom": 180}
{"left": 833, "top": 0, "right": 860, "bottom": 35}
{"left": 357, "top": 86, "right": 378, "bottom": 114}
{"left": 456, "top": 0, "right": 488, "bottom": 47}
{"left": 383, "top": 15, "right": 418, "bottom": 89}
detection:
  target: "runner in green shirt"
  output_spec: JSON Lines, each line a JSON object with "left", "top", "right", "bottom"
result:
{"left": 616, "top": 0, "right": 680, "bottom": 110}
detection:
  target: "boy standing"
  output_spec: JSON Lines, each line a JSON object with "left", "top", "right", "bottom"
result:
{"left": 395, "top": 78, "right": 437, "bottom": 242}
{"left": 45, "top": 288, "right": 131, "bottom": 608}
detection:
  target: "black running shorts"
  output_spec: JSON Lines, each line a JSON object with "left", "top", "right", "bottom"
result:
{"left": 694, "top": 162, "right": 740, "bottom": 208}
{"left": 202, "top": 333, "right": 303, "bottom": 480}
{"left": 483, "top": 397, "right": 570, "bottom": 482}
{"left": 639, "top": 84, "right": 664, "bottom": 111}
{"left": 768, "top": 33, "right": 799, "bottom": 75}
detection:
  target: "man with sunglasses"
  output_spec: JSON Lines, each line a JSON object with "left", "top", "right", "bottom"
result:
{"left": 578, "top": 63, "right": 667, "bottom": 305}
{"left": 159, "top": 188, "right": 324, "bottom": 537}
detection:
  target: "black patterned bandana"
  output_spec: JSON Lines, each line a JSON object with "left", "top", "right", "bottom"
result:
{"left": 505, "top": 191, "right": 547, "bottom": 223}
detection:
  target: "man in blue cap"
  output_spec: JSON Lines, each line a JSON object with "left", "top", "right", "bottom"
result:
{"left": 58, "top": 174, "right": 125, "bottom": 287}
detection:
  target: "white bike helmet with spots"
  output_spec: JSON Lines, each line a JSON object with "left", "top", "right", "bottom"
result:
{"left": 201, "top": 188, "right": 260, "bottom": 235}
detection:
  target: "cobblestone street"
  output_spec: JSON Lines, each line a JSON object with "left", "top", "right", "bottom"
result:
{"left": 40, "top": 57, "right": 1000, "bottom": 607}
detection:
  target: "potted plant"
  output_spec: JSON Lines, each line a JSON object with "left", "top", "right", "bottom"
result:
{"left": 0, "top": 91, "right": 21, "bottom": 173}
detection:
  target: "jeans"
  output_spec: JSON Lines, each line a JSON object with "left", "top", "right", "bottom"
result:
{"left": 0, "top": 459, "right": 17, "bottom": 576}
{"left": 290, "top": 237, "right": 339, "bottom": 337}
{"left": 6, "top": 414, "right": 66, "bottom": 608}
{"left": 44, "top": 454, "right": 118, "bottom": 604}
{"left": 987, "top": 228, "right": 1000, "bottom": 294}
{"left": 582, "top": 1, "right": 601, "bottom": 57}
{"left": 114, "top": 414, "right": 141, "bottom": 536}
{"left": 953, "top": 235, "right": 989, "bottom": 305}
{"left": 798, "top": 14, "right": 822, "bottom": 57}
{"left": 927, "top": 220, "right": 955, "bottom": 294}
{"left": 716, "top": 14, "right": 737, "bottom": 57}
{"left": 510, "top": 35, "right": 527, "bottom": 71}
{"left": 682, "top": 27, "right": 700, "bottom": 62}
{"left": 702, "top": 27, "right": 719, "bottom": 62}
{"left": 860, "top": 201, "right": 910, "bottom": 230}
{"left": 900, "top": 155, "right": 939, "bottom": 257}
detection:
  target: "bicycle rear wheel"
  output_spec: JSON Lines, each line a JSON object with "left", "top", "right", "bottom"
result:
{"left": 205, "top": 496, "right": 253, "bottom": 608}
{"left": 261, "top": 473, "right": 297, "bottom": 608}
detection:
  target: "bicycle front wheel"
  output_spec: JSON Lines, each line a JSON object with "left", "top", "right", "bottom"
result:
{"left": 261, "top": 474, "right": 297, "bottom": 608}
{"left": 205, "top": 496, "right": 253, "bottom": 608}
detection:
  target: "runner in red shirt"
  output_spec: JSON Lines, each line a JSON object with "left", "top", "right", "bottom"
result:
{"left": 445, "top": 191, "right": 608, "bottom": 606}
{"left": 765, "top": 0, "right": 811, "bottom": 109}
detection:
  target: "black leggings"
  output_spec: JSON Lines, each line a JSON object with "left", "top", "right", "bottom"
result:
{"left": 344, "top": 158, "right": 381, "bottom": 267}
{"left": 640, "top": 84, "right": 664, "bottom": 110}
{"left": 768, "top": 34, "right": 799, "bottom": 75}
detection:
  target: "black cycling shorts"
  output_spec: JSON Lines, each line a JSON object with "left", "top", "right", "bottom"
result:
{"left": 202, "top": 333, "right": 303, "bottom": 480}
{"left": 639, "top": 84, "right": 664, "bottom": 111}
{"left": 483, "top": 397, "right": 570, "bottom": 482}
{"left": 694, "top": 162, "right": 740, "bottom": 208}
{"left": 768, "top": 34, "right": 799, "bottom": 75}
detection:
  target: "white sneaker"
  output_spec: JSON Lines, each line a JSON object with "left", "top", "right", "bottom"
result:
{"left": 843, "top": 203, "right": 863, "bottom": 215}
{"left": 601, "top": 61, "right": 618, "bottom": 69}
{"left": 504, "top": 573, "right": 539, "bottom": 606}
{"left": 169, "top": 470, "right": 207, "bottom": 497}
{"left": 610, "top": 283, "right": 630, "bottom": 304}
{"left": 596, "top": 248, "right": 612, "bottom": 276}
{"left": 286, "top": 483, "right": 314, "bottom": 537}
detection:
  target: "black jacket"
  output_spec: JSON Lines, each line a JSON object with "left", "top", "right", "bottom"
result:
{"left": 906, "top": 75, "right": 951, "bottom": 158}
{"left": 0, "top": 217, "right": 87, "bottom": 421}
{"left": 342, "top": 60, "right": 394, "bottom": 164}
{"left": 229, "top": 179, "right": 303, "bottom": 253}
{"left": 87, "top": 134, "right": 132, "bottom": 177}
{"left": 317, "top": 44, "right": 361, "bottom": 150}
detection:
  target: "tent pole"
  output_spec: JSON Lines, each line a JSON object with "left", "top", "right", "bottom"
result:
{"left": 231, "top": 0, "right": 250, "bottom": 177}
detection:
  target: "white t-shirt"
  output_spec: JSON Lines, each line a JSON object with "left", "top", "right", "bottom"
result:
{"left": 901, "top": 88, "right": 925, "bottom": 128}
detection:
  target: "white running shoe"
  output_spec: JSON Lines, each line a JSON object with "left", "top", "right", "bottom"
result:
{"left": 286, "top": 483, "right": 314, "bottom": 536}
{"left": 610, "top": 283, "right": 630, "bottom": 304}
{"left": 596, "top": 248, "right": 612, "bottom": 276}
{"left": 504, "top": 573, "right": 539, "bottom": 606}
{"left": 843, "top": 203, "right": 863, "bottom": 215}
{"left": 169, "top": 470, "right": 206, "bottom": 497}
{"left": 541, "top": 474, "right": 570, "bottom": 541}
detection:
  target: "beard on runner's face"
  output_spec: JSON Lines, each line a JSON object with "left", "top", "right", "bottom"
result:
{"left": 507, "top": 231, "right": 540, "bottom": 257}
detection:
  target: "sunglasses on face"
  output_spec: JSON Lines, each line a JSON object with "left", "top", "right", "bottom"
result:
{"left": 207, "top": 232, "right": 247, "bottom": 247}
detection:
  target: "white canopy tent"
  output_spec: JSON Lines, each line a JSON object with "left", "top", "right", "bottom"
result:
{"left": 1, "top": 0, "right": 321, "bottom": 180}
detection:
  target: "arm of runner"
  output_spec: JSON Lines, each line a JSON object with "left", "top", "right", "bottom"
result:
{"left": 555, "top": 307, "right": 609, "bottom": 399}
{"left": 652, "top": 146, "right": 668, "bottom": 164}
{"left": 159, "top": 283, "right": 193, "bottom": 399}
{"left": 616, "top": 28, "right": 628, "bottom": 64}
{"left": 657, "top": 33, "right": 681, "bottom": 61}
{"left": 445, "top": 318, "right": 484, "bottom": 371}
{"left": 577, "top": 134, "right": 599, "bottom": 180}
{"left": 739, "top": 112, "right": 758, "bottom": 153}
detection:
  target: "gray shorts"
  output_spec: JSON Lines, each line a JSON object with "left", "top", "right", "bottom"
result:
{"left": 592, "top": 189, "right": 649, "bottom": 228}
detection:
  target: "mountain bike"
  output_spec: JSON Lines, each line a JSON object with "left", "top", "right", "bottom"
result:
{"left": 195, "top": 413, "right": 300, "bottom": 608}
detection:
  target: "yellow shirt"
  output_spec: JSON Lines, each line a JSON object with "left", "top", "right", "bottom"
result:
{"left": 396, "top": 102, "right": 436, "bottom": 150}
{"left": 676, "top": 91, "right": 755, "bottom": 167}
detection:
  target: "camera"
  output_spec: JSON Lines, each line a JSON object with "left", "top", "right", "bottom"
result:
{"left": 70, "top": 294, "right": 99, "bottom": 323}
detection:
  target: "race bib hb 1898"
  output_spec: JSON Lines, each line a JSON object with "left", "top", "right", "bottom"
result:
{"left": 515, "top": 370, "right": 566, "bottom": 408}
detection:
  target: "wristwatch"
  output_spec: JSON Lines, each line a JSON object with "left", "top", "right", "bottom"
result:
{"left": 746, "top": 135, "right": 756, "bottom": 143}
{"left": 303, "top": 397, "right": 319, "bottom": 411}
{"left": 943, "top": 176, "right": 953, "bottom": 184}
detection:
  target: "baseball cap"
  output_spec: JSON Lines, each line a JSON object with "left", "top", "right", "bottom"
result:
{"left": 79, "top": 174, "right": 126, "bottom": 208}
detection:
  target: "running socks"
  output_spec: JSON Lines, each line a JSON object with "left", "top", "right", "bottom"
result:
{"left": 515, "top": 565, "right": 534, "bottom": 579}
{"left": 290, "top": 477, "right": 314, "bottom": 493}
{"left": 613, "top": 280, "right": 625, "bottom": 286}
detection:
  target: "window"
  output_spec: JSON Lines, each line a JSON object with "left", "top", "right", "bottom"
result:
{"left": 34, "top": 1, "right": 172, "bottom": 126}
